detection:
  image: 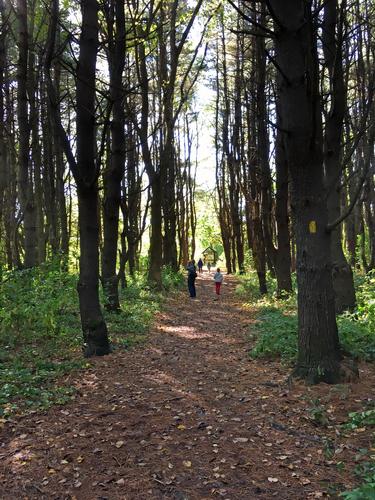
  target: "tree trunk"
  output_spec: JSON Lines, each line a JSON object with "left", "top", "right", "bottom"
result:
{"left": 275, "top": 127, "right": 292, "bottom": 295}
{"left": 101, "top": 0, "right": 126, "bottom": 311}
{"left": 323, "top": 0, "right": 355, "bottom": 313}
{"left": 75, "top": 0, "right": 110, "bottom": 356}
{"left": 148, "top": 172, "right": 163, "bottom": 286}
{"left": 269, "top": 0, "right": 358, "bottom": 384}
{"left": 17, "top": 0, "right": 38, "bottom": 268}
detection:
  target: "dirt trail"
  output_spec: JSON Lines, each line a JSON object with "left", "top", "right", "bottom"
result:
{"left": 0, "top": 273, "right": 374, "bottom": 499}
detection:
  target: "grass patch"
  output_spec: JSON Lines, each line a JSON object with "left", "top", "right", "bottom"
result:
{"left": 0, "top": 260, "right": 183, "bottom": 417}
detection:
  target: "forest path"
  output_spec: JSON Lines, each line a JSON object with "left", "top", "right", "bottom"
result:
{"left": 0, "top": 273, "right": 373, "bottom": 499}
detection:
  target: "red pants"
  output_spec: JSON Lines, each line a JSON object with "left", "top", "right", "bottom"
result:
{"left": 215, "top": 282, "right": 221, "bottom": 295}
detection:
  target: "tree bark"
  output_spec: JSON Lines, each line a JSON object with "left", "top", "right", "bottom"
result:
{"left": 269, "top": 0, "right": 358, "bottom": 384}
{"left": 17, "top": 0, "right": 38, "bottom": 268}
{"left": 323, "top": 0, "right": 356, "bottom": 313}
{"left": 101, "top": 0, "right": 126, "bottom": 311}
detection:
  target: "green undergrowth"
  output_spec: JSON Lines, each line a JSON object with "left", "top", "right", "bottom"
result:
{"left": 0, "top": 261, "right": 184, "bottom": 418}
{"left": 340, "top": 403, "right": 375, "bottom": 499}
{"left": 236, "top": 270, "right": 375, "bottom": 364}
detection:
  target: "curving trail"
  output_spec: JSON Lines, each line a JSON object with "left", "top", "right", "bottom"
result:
{"left": 0, "top": 272, "right": 373, "bottom": 499}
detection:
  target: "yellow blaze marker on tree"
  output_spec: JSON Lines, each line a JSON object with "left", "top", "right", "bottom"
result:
{"left": 309, "top": 221, "right": 317, "bottom": 233}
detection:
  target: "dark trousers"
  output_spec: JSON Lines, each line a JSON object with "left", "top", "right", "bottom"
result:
{"left": 188, "top": 276, "right": 196, "bottom": 297}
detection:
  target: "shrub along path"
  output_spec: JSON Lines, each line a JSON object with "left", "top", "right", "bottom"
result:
{"left": 0, "top": 273, "right": 374, "bottom": 499}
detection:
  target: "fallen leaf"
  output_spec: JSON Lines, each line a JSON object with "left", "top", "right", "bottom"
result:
{"left": 115, "top": 441, "right": 124, "bottom": 448}
{"left": 268, "top": 477, "right": 279, "bottom": 483}
{"left": 183, "top": 460, "right": 192, "bottom": 468}
{"left": 233, "top": 437, "right": 249, "bottom": 444}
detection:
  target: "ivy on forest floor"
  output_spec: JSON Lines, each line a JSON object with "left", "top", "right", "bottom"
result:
{"left": 235, "top": 270, "right": 375, "bottom": 364}
{"left": 340, "top": 405, "right": 375, "bottom": 499}
{"left": 0, "top": 261, "right": 184, "bottom": 418}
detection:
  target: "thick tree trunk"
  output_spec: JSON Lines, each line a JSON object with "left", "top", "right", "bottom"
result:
{"left": 269, "top": 0, "right": 358, "bottom": 384}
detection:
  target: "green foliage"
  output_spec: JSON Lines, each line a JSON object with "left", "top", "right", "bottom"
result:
{"left": 340, "top": 407, "right": 375, "bottom": 499}
{"left": 237, "top": 271, "right": 375, "bottom": 364}
{"left": 339, "top": 271, "right": 375, "bottom": 361}
{"left": 0, "top": 261, "right": 83, "bottom": 416}
{"left": 344, "top": 407, "right": 375, "bottom": 431}
{"left": 161, "top": 266, "right": 185, "bottom": 291}
{"left": 195, "top": 190, "right": 223, "bottom": 260}
{"left": 340, "top": 475, "right": 375, "bottom": 500}
{"left": 306, "top": 397, "right": 329, "bottom": 427}
{"left": 249, "top": 307, "right": 298, "bottom": 362}
{"left": 0, "top": 260, "right": 183, "bottom": 417}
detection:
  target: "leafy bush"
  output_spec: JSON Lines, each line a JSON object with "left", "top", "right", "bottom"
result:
{"left": 238, "top": 270, "right": 375, "bottom": 364}
{"left": 162, "top": 265, "right": 185, "bottom": 290}
{"left": 0, "top": 260, "right": 183, "bottom": 417}
{"left": 250, "top": 307, "right": 298, "bottom": 362}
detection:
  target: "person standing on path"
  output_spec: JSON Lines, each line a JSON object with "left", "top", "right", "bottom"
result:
{"left": 207, "top": 261, "right": 211, "bottom": 273}
{"left": 197, "top": 258, "right": 203, "bottom": 273}
{"left": 186, "top": 260, "right": 197, "bottom": 298}
{"left": 214, "top": 268, "right": 223, "bottom": 297}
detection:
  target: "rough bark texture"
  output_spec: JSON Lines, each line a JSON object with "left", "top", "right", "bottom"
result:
{"left": 17, "top": 0, "right": 38, "bottom": 268}
{"left": 75, "top": 0, "right": 110, "bottom": 356}
{"left": 323, "top": 0, "right": 356, "bottom": 313}
{"left": 101, "top": 0, "right": 126, "bottom": 311}
{"left": 269, "top": 0, "right": 358, "bottom": 384}
{"left": 275, "top": 127, "right": 292, "bottom": 295}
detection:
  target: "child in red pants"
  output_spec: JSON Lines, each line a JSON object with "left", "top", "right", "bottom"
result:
{"left": 214, "top": 268, "right": 223, "bottom": 296}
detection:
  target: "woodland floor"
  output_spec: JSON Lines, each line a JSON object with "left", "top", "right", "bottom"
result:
{"left": 0, "top": 273, "right": 374, "bottom": 500}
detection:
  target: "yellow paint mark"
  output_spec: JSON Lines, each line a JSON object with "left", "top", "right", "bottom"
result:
{"left": 309, "top": 221, "right": 317, "bottom": 233}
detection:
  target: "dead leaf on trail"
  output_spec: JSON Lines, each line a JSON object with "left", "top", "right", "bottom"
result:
{"left": 183, "top": 460, "right": 192, "bottom": 468}
{"left": 268, "top": 477, "right": 279, "bottom": 483}
{"left": 233, "top": 437, "right": 249, "bottom": 443}
{"left": 115, "top": 440, "right": 124, "bottom": 448}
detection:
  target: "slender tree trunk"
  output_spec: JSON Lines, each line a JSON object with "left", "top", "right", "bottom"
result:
{"left": 101, "top": 0, "right": 126, "bottom": 311}
{"left": 148, "top": 172, "right": 163, "bottom": 285}
{"left": 323, "top": 0, "right": 356, "bottom": 312}
{"left": 75, "top": 0, "right": 109, "bottom": 356}
{"left": 275, "top": 127, "right": 292, "bottom": 295}
{"left": 17, "top": 0, "right": 38, "bottom": 268}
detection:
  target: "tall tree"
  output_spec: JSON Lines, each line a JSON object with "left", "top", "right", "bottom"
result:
{"left": 46, "top": 0, "right": 110, "bottom": 356}
{"left": 268, "top": 0, "right": 358, "bottom": 383}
